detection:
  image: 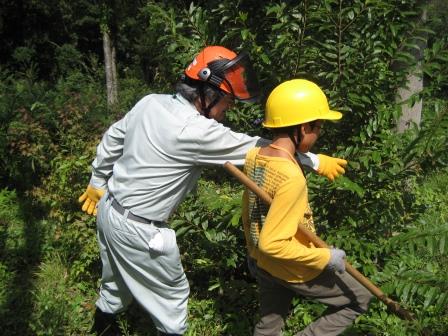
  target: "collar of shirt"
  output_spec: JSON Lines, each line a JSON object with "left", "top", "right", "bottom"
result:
{"left": 173, "top": 93, "right": 199, "bottom": 115}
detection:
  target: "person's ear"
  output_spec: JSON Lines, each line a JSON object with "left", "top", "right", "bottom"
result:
{"left": 294, "top": 124, "right": 304, "bottom": 144}
{"left": 300, "top": 124, "right": 308, "bottom": 137}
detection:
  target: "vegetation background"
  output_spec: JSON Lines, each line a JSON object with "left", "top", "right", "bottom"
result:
{"left": 0, "top": 0, "right": 447, "bottom": 335}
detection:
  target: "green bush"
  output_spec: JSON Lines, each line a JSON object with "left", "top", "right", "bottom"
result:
{"left": 30, "top": 254, "right": 96, "bottom": 336}
{"left": 0, "top": 188, "right": 54, "bottom": 334}
{"left": 172, "top": 179, "right": 249, "bottom": 290}
{"left": 379, "top": 170, "right": 448, "bottom": 334}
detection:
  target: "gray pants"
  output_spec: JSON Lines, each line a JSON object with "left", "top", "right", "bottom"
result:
{"left": 254, "top": 266, "right": 372, "bottom": 336}
{"left": 95, "top": 194, "right": 190, "bottom": 334}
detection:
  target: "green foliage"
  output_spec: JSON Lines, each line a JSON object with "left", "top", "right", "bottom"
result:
{"left": 377, "top": 171, "right": 448, "bottom": 334}
{"left": 0, "top": 189, "right": 22, "bottom": 325}
{"left": 30, "top": 254, "right": 95, "bottom": 336}
{"left": 409, "top": 100, "right": 448, "bottom": 169}
{"left": 171, "top": 179, "right": 250, "bottom": 292}
{"left": 54, "top": 43, "right": 85, "bottom": 76}
{"left": 0, "top": 188, "right": 59, "bottom": 334}
{"left": 0, "top": 65, "right": 108, "bottom": 190}
{"left": 0, "top": 189, "right": 25, "bottom": 255}
{"left": 132, "top": 1, "right": 213, "bottom": 88}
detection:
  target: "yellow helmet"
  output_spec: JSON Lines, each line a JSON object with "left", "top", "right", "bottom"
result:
{"left": 263, "top": 79, "right": 342, "bottom": 128}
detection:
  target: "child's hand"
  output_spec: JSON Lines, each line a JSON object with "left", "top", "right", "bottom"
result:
{"left": 317, "top": 154, "right": 347, "bottom": 181}
{"left": 327, "top": 248, "right": 346, "bottom": 273}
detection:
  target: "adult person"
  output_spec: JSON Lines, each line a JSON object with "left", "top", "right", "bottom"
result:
{"left": 242, "top": 79, "right": 372, "bottom": 336}
{"left": 78, "top": 46, "right": 348, "bottom": 336}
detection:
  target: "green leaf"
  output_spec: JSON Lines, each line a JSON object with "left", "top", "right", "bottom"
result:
{"left": 333, "top": 176, "right": 365, "bottom": 197}
{"left": 348, "top": 10, "right": 354, "bottom": 20}
{"left": 175, "top": 225, "right": 191, "bottom": 237}
{"left": 324, "top": 53, "right": 338, "bottom": 59}
{"left": 230, "top": 212, "right": 241, "bottom": 227}
{"left": 266, "top": 5, "right": 280, "bottom": 16}
{"left": 208, "top": 282, "right": 221, "bottom": 291}
{"left": 201, "top": 220, "right": 208, "bottom": 230}
{"left": 260, "top": 53, "right": 271, "bottom": 64}
{"left": 401, "top": 283, "right": 412, "bottom": 302}
{"left": 439, "top": 235, "right": 446, "bottom": 255}
{"left": 423, "top": 287, "right": 437, "bottom": 308}
{"left": 366, "top": 124, "right": 373, "bottom": 137}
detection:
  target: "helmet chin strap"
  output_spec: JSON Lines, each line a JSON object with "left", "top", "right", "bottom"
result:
{"left": 288, "top": 125, "right": 306, "bottom": 175}
{"left": 199, "top": 84, "right": 225, "bottom": 119}
{"left": 287, "top": 126, "right": 300, "bottom": 150}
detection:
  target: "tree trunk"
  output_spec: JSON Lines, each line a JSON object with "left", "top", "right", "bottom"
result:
{"left": 395, "top": 8, "right": 427, "bottom": 133}
{"left": 396, "top": 67, "right": 423, "bottom": 133}
{"left": 103, "top": 27, "right": 118, "bottom": 108}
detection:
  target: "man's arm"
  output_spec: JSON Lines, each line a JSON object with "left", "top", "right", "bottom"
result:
{"left": 89, "top": 115, "right": 130, "bottom": 189}
{"left": 191, "top": 121, "right": 347, "bottom": 180}
{"left": 79, "top": 112, "right": 131, "bottom": 215}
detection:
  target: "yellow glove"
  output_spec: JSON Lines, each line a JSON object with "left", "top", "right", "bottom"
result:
{"left": 78, "top": 185, "right": 106, "bottom": 216}
{"left": 317, "top": 154, "right": 348, "bottom": 181}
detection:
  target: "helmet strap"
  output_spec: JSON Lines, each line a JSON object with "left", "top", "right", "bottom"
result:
{"left": 287, "top": 126, "right": 300, "bottom": 150}
{"left": 199, "top": 83, "right": 225, "bottom": 119}
{"left": 199, "top": 84, "right": 207, "bottom": 115}
{"left": 287, "top": 125, "right": 306, "bottom": 176}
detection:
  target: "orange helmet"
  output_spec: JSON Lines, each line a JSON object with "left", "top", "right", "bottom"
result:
{"left": 184, "top": 46, "right": 259, "bottom": 101}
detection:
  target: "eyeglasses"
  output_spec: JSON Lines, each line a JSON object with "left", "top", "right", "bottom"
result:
{"left": 309, "top": 120, "right": 323, "bottom": 130}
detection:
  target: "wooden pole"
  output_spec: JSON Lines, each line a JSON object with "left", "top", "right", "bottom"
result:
{"left": 224, "top": 161, "right": 415, "bottom": 321}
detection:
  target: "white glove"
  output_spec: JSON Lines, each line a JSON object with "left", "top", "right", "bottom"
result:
{"left": 327, "top": 248, "right": 346, "bottom": 273}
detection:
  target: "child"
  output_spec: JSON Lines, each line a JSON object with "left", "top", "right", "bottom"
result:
{"left": 242, "top": 79, "right": 372, "bottom": 336}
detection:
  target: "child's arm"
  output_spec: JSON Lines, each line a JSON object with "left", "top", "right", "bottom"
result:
{"left": 258, "top": 176, "right": 331, "bottom": 270}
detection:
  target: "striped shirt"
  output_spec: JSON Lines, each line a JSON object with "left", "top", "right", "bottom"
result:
{"left": 242, "top": 147, "right": 330, "bottom": 283}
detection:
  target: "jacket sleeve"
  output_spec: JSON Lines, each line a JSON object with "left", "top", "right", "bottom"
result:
{"left": 193, "top": 120, "right": 322, "bottom": 169}
{"left": 192, "top": 119, "right": 321, "bottom": 170}
{"left": 258, "top": 176, "right": 330, "bottom": 270}
{"left": 89, "top": 113, "right": 131, "bottom": 189}
{"left": 194, "top": 121, "right": 263, "bottom": 166}
{"left": 296, "top": 152, "right": 319, "bottom": 171}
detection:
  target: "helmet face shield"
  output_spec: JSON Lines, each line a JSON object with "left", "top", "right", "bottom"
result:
{"left": 221, "top": 52, "right": 260, "bottom": 101}
{"left": 208, "top": 52, "right": 260, "bottom": 102}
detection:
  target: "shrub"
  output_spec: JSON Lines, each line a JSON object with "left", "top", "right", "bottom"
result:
{"left": 30, "top": 254, "right": 96, "bottom": 336}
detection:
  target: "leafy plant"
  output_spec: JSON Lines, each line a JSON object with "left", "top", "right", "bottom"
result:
{"left": 172, "top": 179, "right": 250, "bottom": 292}
{"left": 30, "top": 254, "right": 95, "bottom": 336}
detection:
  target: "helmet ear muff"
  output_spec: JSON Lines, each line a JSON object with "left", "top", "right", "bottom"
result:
{"left": 198, "top": 65, "right": 226, "bottom": 89}
{"left": 198, "top": 68, "right": 211, "bottom": 81}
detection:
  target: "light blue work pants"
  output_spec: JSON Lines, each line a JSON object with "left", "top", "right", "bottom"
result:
{"left": 95, "top": 194, "right": 190, "bottom": 334}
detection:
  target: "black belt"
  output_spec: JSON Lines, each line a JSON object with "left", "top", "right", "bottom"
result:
{"left": 110, "top": 197, "right": 153, "bottom": 225}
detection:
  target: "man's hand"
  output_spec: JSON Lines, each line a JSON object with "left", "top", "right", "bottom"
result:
{"left": 327, "top": 248, "right": 346, "bottom": 273}
{"left": 317, "top": 154, "right": 347, "bottom": 181}
{"left": 78, "top": 185, "right": 106, "bottom": 216}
